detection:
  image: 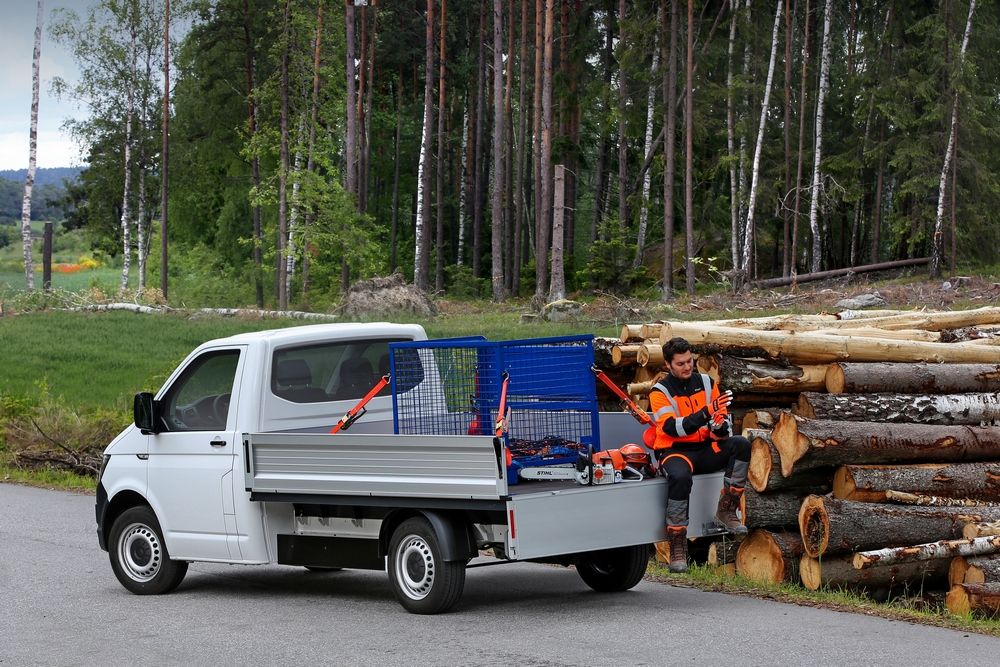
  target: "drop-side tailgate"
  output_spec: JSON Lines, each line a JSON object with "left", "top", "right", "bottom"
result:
{"left": 243, "top": 432, "right": 508, "bottom": 500}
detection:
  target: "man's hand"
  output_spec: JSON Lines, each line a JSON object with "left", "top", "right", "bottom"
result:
{"left": 709, "top": 390, "right": 733, "bottom": 416}
{"left": 711, "top": 410, "right": 728, "bottom": 429}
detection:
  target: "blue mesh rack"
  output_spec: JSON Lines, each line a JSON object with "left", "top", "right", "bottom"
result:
{"left": 388, "top": 335, "right": 600, "bottom": 484}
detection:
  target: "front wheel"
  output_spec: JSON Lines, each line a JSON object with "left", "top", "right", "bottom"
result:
{"left": 387, "top": 517, "right": 465, "bottom": 614}
{"left": 575, "top": 544, "right": 650, "bottom": 592}
{"left": 108, "top": 506, "right": 188, "bottom": 595}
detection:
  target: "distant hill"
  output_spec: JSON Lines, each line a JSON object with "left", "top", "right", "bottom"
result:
{"left": 0, "top": 167, "right": 82, "bottom": 188}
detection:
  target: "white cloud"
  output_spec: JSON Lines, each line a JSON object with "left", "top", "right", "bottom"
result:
{"left": 0, "top": 129, "right": 83, "bottom": 170}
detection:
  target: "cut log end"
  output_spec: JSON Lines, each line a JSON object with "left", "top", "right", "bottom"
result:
{"left": 748, "top": 438, "right": 774, "bottom": 493}
{"left": 950, "top": 557, "right": 970, "bottom": 587}
{"left": 794, "top": 394, "right": 816, "bottom": 419}
{"left": 772, "top": 412, "right": 808, "bottom": 477}
{"left": 735, "top": 530, "right": 801, "bottom": 583}
{"left": 825, "top": 363, "right": 846, "bottom": 394}
{"left": 832, "top": 466, "right": 857, "bottom": 501}
{"left": 946, "top": 585, "right": 973, "bottom": 616}
{"left": 798, "top": 495, "right": 829, "bottom": 558}
{"left": 800, "top": 555, "right": 823, "bottom": 591}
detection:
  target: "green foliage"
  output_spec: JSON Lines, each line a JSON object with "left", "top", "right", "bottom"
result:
{"left": 579, "top": 220, "right": 653, "bottom": 292}
{"left": 444, "top": 263, "right": 489, "bottom": 299}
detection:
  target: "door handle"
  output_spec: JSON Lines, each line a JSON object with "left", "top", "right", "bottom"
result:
{"left": 210, "top": 439, "right": 227, "bottom": 447}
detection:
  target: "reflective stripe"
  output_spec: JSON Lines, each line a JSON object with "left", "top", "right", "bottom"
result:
{"left": 652, "top": 406, "right": 675, "bottom": 421}
{"left": 652, "top": 382, "right": 680, "bottom": 415}
{"left": 700, "top": 374, "right": 713, "bottom": 413}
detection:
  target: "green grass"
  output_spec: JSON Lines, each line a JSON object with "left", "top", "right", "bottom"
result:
{"left": 0, "top": 267, "right": 124, "bottom": 293}
{"left": 0, "top": 456, "right": 96, "bottom": 493}
{"left": 647, "top": 562, "right": 1000, "bottom": 636}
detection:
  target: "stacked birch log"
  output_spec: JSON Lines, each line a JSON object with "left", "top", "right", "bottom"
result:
{"left": 607, "top": 306, "right": 1000, "bottom": 617}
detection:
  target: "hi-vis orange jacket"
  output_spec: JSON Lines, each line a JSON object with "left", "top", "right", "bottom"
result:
{"left": 648, "top": 372, "right": 732, "bottom": 450}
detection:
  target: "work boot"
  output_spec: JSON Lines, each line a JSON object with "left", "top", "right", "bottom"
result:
{"left": 666, "top": 525, "right": 688, "bottom": 573}
{"left": 715, "top": 487, "right": 748, "bottom": 536}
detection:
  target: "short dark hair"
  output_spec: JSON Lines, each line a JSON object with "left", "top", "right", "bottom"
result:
{"left": 662, "top": 337, "right": 692, "bottom": 364}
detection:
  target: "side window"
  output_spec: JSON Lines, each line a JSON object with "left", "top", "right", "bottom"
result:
{"left": 161, "top": 350, "right": 240, "bottom": 432}
{"left": 271, "top": 338, "right": 411, "bottom": 404}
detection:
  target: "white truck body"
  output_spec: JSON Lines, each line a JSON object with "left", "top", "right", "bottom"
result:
{"left": 96, "top": 322, "right": 724, "bottom": 613}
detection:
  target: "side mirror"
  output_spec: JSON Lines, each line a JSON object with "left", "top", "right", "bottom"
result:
{"left": 134, "top": 392, "right": 160, "bottom": 434}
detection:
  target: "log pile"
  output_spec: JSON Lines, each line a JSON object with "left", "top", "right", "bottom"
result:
{"left": 607, "top": 308, "right": 1000, "bottom": 616}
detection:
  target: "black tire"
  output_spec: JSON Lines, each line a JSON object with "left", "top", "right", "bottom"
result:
{"left": 108, "top": 506, "right": 188, "bottom": 595}
{"left": 387, "top": 517, "right": 466, "bottom": 614}
{"left": 575, "top": 544, "right": 650, "bottom": 592}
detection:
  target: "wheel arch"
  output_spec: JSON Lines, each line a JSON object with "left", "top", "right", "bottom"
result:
{"left": 379, "top": 509, "right": 475, "bottom": 562}
{"left": 101, "top": 489, "right": 153, "bottom": 550}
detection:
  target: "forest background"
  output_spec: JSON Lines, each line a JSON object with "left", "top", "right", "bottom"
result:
{"left": 4, "top": 0, "right": 1000, "bottom": 311}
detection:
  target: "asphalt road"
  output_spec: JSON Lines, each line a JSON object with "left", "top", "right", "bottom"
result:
{"left": 2, "top": 483, "right": 998, "bottom": 667}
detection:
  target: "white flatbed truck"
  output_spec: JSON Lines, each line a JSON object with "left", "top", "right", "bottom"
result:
{"left": 96, "top": 323, "right": 725, "bottom": 613}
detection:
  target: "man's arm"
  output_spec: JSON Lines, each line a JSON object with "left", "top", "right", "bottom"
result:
{"left": 650, "top": 388, "right": 710, "bottom": 438}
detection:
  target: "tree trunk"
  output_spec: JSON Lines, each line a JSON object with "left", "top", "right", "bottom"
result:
{"left": 474, "top": 4, "right": 487, "bottom": 279}
{"left": 826, "top": 362, "right": 1000, "bottom": 395}
{"left": 795, "top": 392, "right": 1000, "bottom": 426}
{"left": 436, "top": 0, "right": 448, "bottom": 293}
{"left": 118, "top": 18, "right": 137, "bottom": 294}
{"left": 658, "top": 322, "right": 1000, "bottom": 365}
{"left": 833, "top": 463, "right": 1000, "bottom": 504}
{"left": 788, "top": 0, "right": 811, "bottom": 276}
{"left": 739, "top": 0, "right": 783, "bottom": 281}
{"left": 736, "top": 529, "right": 805, "bottom": 583}
{"left": 726, "top": 2, "right": 738, "bottom": 275}
{"left": 662, "top": 0, "right": 678, "bottom": 299}
{"left": 241, "top": 0, "right": 263, "bottom": 307}
{"left": 798, "top": 494, "right": 1000, "bottom": 557}
{"left": 946, "top": 583, "right": 1000, "bottom": 617}
{"left": 357, "top": 5, "right": 368, "bottom": 212}
{"left": 683, "top": 0, "right": 694, "bottom": 295}
{"left": 781, "top": 0, "right": 792, "bottom": 276}
{"left": 285, "top": 112, "right": 306, "bottom": 302}
{"left": 773, "top": 414, "right": 1000, "bottom": 478}
{"left": 345, "top": 1, "right": 358, "bottom": 199}
{"left": 635, "top": 343, "right": 665, "bottom": 368}
{"left": 390, "top": 79, "right": 402, "bottom": 272}
{"left": 414, "top": 0, "right": 435, "bottom": 290}
{"left": 698, "top": 355, "right": 828, "bottom": 393}
{"left": 743, "top": 488, "right": 808, "bottom": 530}
{"left": 491, "top": 0, "right": 506, "bottom": 301}
{"left": 20, "top": 0, "right": 42, "bottom": 290}
{"left": 931, "top": 0, "right": 977, "bottom": 279}
{"left": 548, "top": 164, "right": 565, "bottom": 300}
{"left": 616, "top": 0, "right": 628, "bottom": 233}
{"left": 855, "top": 536, "right": 1000, "bottom": 570}
{"left": 512, "top": 0, "right": 529, "bottom": 292}
{"left": 532, "top": 0, "right": 545, "bottom": 295}
{"left": 950, "top": 555, "right": 1000, "bottom": 586}
{"left": 870, "top": 119, "right": 886, "bottom": 263}
{"left": 301, "top": 3, "right": 323, "bottom": 297}
{"left": 536, "top": 0, "right": 554, "bottom": 301}
{"left": 800, "top": 553, "right": 948, "bottom": 592}
{"left": 749, "top": 435, "right": 832, "bottom": 494}
{"left": 457, "top": 106, "right": 469, "bottom": 268}
{"left": 633, "top": 6, "right": 661, "bottom": 268}
{"left": 503, "top": 0, "right": 516, "bottom": 292}
{"left": 818, "top": 306, "right": 1000, "bottom": 333}
{"left": 806, "top": 0, "right": 832, "bottom": 273}
{"left": 277, "top": 0, "right": 291, "bottom": 309}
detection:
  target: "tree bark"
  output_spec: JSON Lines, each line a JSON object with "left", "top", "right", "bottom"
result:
{"left": 683, "top": 0, "right": 694, "bottom": 295}
{"left": 512, "top": 0, "right": 529, "bottom": 292}
{"left": 160, "top": 0, "right": 170, "bottom": 299}
{"left": 826, "top": 362, "right": 1000, "bottom": 395}
{"left": 536, "top": 0, "right": 554, "bottom": 301}
{"left": 797, "top": 494, "right": 1000, "bottom": 557}
{"left": 749, "top": 435, "right": 832, "bottom": 494}
{"left": 781, "top": 0, "right": 792, "bottom": 277}
{"left": 833, "top": 463, "right": 1000, "bottom": 504}
{"left": 800, "top": 552, "right": 948, "bottom": 592}
{"left": 118, "top": 16, "right": 137, "bottom": 294}
{"left": 932, "top": 0, "right": 977, "bottom": 279}
{"left": 277, "top": 0, "right": 292, "bottom": 309}
{"left": 790, "top": 0, "right": 810, "bottom": 277}
{"left": 795, "top": 392, "right": 1000, "bottom": 425}
{"left": 414, "top": 0, "right": 435, "bottom": 291}
{"left": 946, "top": 583, "right": 1000, "bottom": 617}
{"left": 658, "top": 322, "right": 1000, "bottom": 365}
{"left": 739, "top": 0, "right": 784, "bottom": 280}
{"left": 357, "top": 5, "right": 368, "bottom": 212}
{"left": 726, "top": 1, "right": 738, "bottom": 275}
{"left": 241, "top": 0, "right": 263, "bottom": 307}
{"left": 743, "top": 488, "right": 808, "bottom": 530}
{"left": 616, "top": 0, "right": 628, "bottom": 233}
{"left": 736, "top": 529, "right": 805, "bottom": 583}
{"left": 950, "top": 555, "right": 1000, "bottom": 586}
{"left": 345, "top": 1, "right": 358, "bottom": 199}
{"left": 854, "top": 536, "right": 1000, "bottom": 570}
{"left": 548, "top": 164, "right": 565, "bottom": 300}
{"left": 806, "top": 0, "right": 832, "bottom": 273}
{"left": 21, "top": 0, "right": 43, "bottom": 290}
{"left": 773, "top": 414, "right": 1000, "bottom": 477}
{"left": 474, "top": 4, "right": 487, "bottom": 279}
{"left": 633, "top": 6, "right": 661, "bottom": 269}
{"left": 436, "top": 0, "right": 448, "bottom": 293}
{"left": 490, "top": 0, "right": 505, "bottom": 302}
{"left": 390, "top": 79, "right": 402, "bottom": 272}
{"left": 698, "top": 355, "right": 828, "bottom": 393}
{"left": 662, "top": 0, "right": 678, "bottom": 299}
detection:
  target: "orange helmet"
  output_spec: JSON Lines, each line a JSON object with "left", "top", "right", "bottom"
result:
{"left": 620, "top": 443, "right": 651, "bottom": 466}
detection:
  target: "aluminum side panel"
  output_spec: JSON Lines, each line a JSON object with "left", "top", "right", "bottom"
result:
{"left": 506, "top": 472, "right": 724, "bottom": 560}
{"left": 244, "top": 433, "right": 507, "bottom": 499}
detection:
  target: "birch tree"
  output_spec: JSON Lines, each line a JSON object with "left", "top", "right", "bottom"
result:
{"left": 634, "top": 6, "right": 662, "bottom": 268}
{"left": 276, "top": 0, "right": 290, "bottom": 309}
{"left": 931, "top": 0, "right": 978, "bottom": 279}
{"left": 118, "top": 9, "right": 138, "bottom": 293}
{"left": 807, "top": 0, "right": 833, "bottom": 274}
{"left": 414, "top": 0, "right": 435, "bottom": 290}
{"left": 21, "top": 0, "right": 43, "bottom": 291}
{"left": 739, "top": 0, "right": 783, "bottom": 281}
{"left": 159, "top": 0, "right": 169, "bottom": 299}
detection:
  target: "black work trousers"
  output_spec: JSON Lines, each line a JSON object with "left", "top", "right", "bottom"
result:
{"left": 657, "top": 436, "right": 751, "bottom": 502}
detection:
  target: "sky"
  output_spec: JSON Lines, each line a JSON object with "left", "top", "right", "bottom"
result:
{"left": 0, "top": 1, "right": 97, "bottom": 171}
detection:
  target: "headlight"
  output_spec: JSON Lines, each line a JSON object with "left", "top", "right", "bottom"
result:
{"left": 98, "top": 454, "right": 110, "bottom": 481}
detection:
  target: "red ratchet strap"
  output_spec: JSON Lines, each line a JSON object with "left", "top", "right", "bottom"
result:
{"left": 330, "top": 374, "right": 391, "bottom": 434}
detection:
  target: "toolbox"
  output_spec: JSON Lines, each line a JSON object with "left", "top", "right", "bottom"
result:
{"left": 388, "top": 335, "right": 601, "bottom": 484}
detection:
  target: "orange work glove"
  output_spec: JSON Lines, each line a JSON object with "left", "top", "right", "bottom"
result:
{"left": 709, "top": 390, "right": 733, "bottom": 416}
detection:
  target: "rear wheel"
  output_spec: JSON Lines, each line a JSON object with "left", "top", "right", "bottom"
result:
{"left": 575, "top": 544, "right": 650, "bottom": 592}
{"left": 387, "top": 517, "right": 465, "bottom": 614}
{"left": 108, "top": 506, "right": 188, "bottom": 595}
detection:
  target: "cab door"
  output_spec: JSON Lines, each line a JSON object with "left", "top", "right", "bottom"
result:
{"left": 147, "top": 346, "right": 245, "bottom": 561}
